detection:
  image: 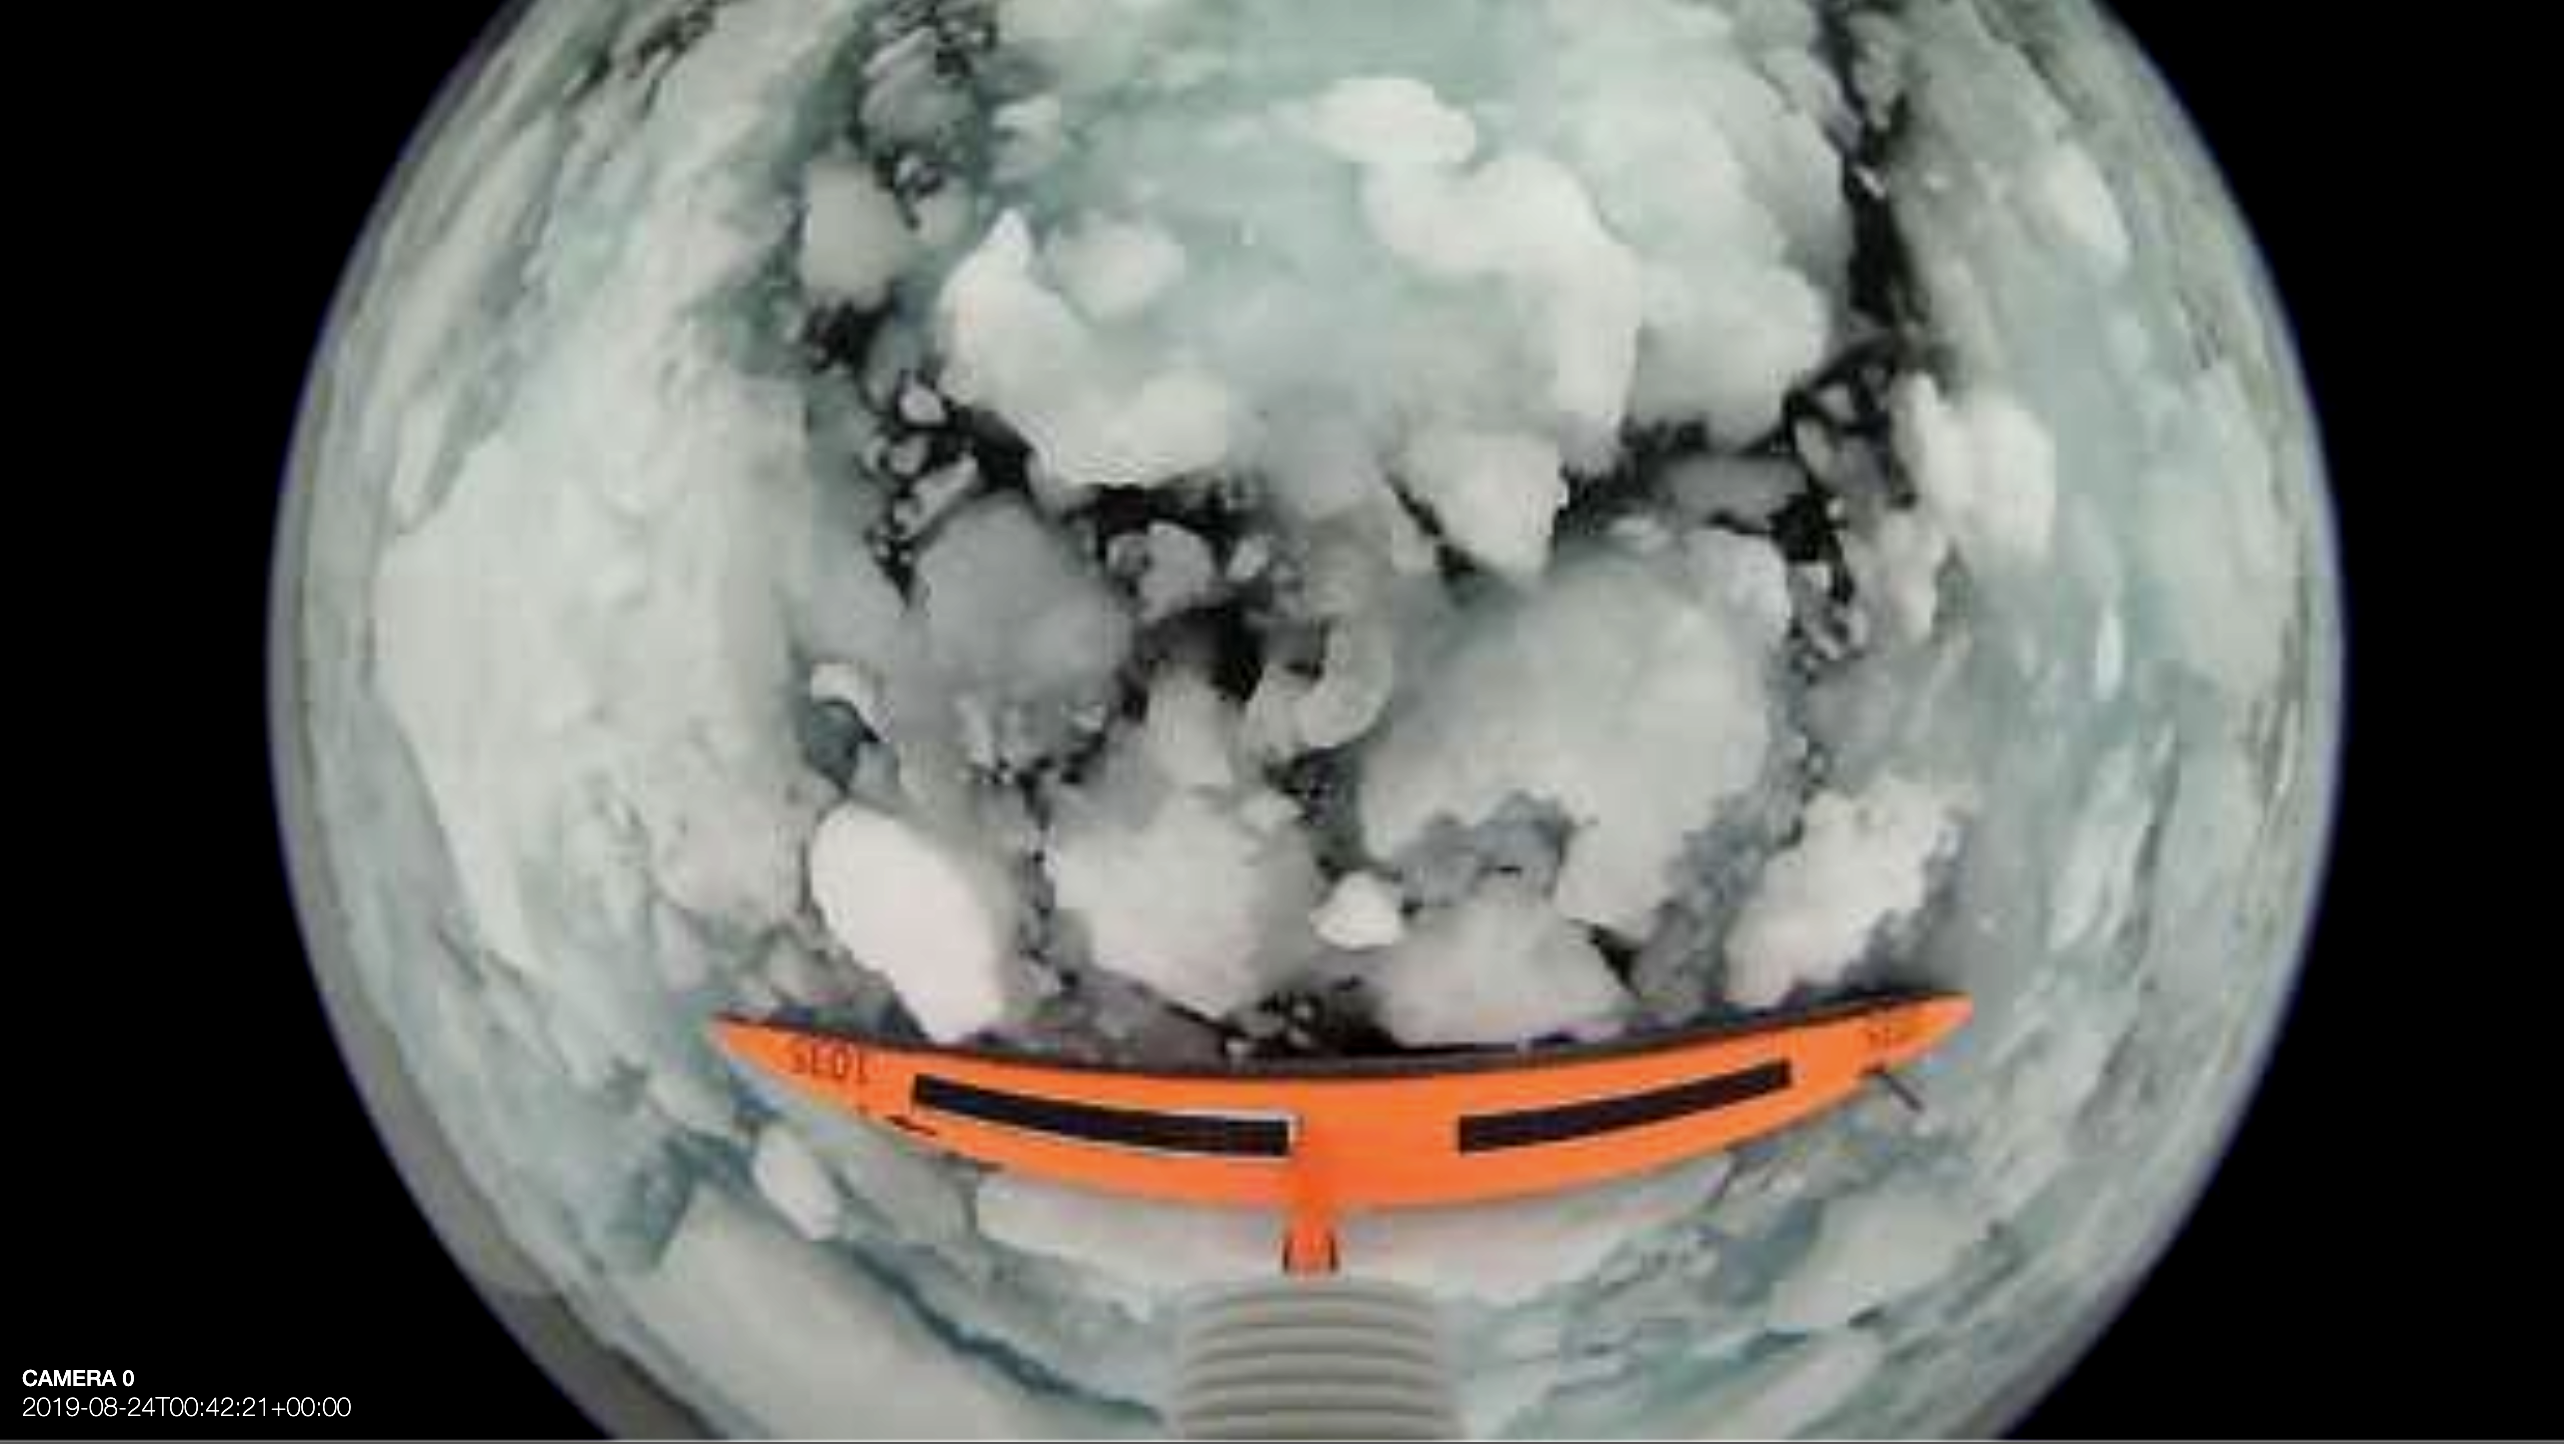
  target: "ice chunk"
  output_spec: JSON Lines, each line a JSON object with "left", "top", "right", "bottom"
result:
{"left": 647, "top": 1064, "right": 734, "bottom": 1138}
{"left": 1294, "top": 75, "right": 1480, "bottom": 170}
{"left": 1048, "top": 772, "right": 1320, "bottom": 1017}
{"left": 975, "top": 1174, "right": 1268, "bottom": 1316}
{"left": 1723, "top": 774, "right": 1960, "bottom": 1010}
{"left": 1049, "top": 215, "right": 1189, "bottom": 321}
{"left": 916, "top": 496, "right": 1131, "bottom": 704}
{"left": 798, "top": 156, "right": 915, "bottom": 308}
{"left": 1238, "top": 659, "right": 1313, "bottom": 763}
{"left": 1293, "top": 614, "right": 1398, "bottom": 749}
{"left": 2093, "top": 606, "right": 2125, "bottom": 698}
{"left": 746, "top": 1085, "right": 980, "bottom": 1252}
{"left": 1665, "top": 455, "right": 1801, "bottom": 528}
{"left": 1360, "top": 153, "right": 1643, "bottom": 442}
{"left": 992, "top": 93, "right": 1068, "bottom": 180}
{"left": 1844, "top": 508, "right": 1952, "bottom": 645}
{"left": 1311, "top": 871, "right": 1406, "bottom": 951}
{"left": 897, "top": 379, "right": 946, "bottom": 427}
{"left": 829, "top": 1124, "right": 976, "bottom": 1250}
{"left": 1367, "top": 878, "right": 1628, "bottom": 1047}
{"left": 2136, "top": 361, "right": 2293, "bottom": 698}
{"left": 933, "top": 212, "right": 1087, "bottom": 379}
{"left": 373, "top": 391, "right": 824, "bottom": 976}
{"left": 1398, "top": 427, "right": 1569, "bottom": 584}
{"left": 1235, "top": 789, "right": 1300, "bottom": 837}
{"left": 1682, "top": 526, "right": 1796, "bottom": 646}
{"left": 1136, "top": 521, "right": 1219, "bottom": 623}
{"left": 1258, "top": 411, "right": 1387, "bottom": 523}
{"left": 937, "top": 212, "right": 1235, "bottom": 490}
{"left": 805, "top": 659, "right": 882, "bottom": 732}
{"left": 1533, "top": 16, "right": 1839, "bottom": 442}
{"left": 1140, "top": 666, "right": 1239, "bottom": 792}
{"left": 806, "top": 802, "right": 1022, "bottom": 1043}
{"left": 750, "top": 1123, "right": 842, "bottom": 1241}
{"left": 622, "top": 1190, "right": 1048, "bottom": 1437}
{"left": 761, "top": 935, "right": 848, "bottom": 1009}
{"left": 1699, "top": 1329, "right": 1885, "bottom": 1440}
{"left": 1630, "top": 258, "right": 1832, "bottom": 444}
{"left": 1347, "top": 1153, "right": 1732, "bottom": 1308}
{"left": 1764, "top": 1180, "right": 1987, "bottom": 1332}
{"left": 2047, "top": 742, "right": 2154, "bottom": 951}
{"left": 1896, "top": 376, "right": 2057, "bottom": 565}
{"left": 994, "top": 93, "right": 1064, "bottom": 142}
{"left": 2027, "top": 140, "right": 2130, "bottom": 275}
{"left": 1221, "top": 531, "right": 1275, "bottom": 583}
{"left": 1360, "top": 551, "right": 1781, "bottom": 936}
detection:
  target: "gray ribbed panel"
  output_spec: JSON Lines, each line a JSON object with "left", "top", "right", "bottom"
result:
{"left": 1168, "top": 1277, "right": 1463, "bottom": 1441}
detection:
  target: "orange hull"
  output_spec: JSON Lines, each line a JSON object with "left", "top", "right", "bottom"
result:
{"left": 714, "top": 990, "right": 1968, "bottom": 1273}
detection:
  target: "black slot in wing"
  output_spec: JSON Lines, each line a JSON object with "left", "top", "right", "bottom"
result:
{"left": 912, "top": 1073, "right": 1293, "bottom": 1158}
{"left": 1456, "top": 1060, "right": 1793, "bottom": 1154}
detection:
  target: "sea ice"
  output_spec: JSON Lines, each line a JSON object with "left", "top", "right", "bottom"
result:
{"left": 798, "top": 155, "right": 915, "bottom": 308}
{"left": 1367, "top": 878, "right": 1629, "bottom": 1047}
{"left": 1360, "top": 549, "right": 1784, "bottom": 938}
{"left": 622, "top": 1189, "right": 1057, "bottom": 1438}
{"left": 937, "top": 214, "right": 1236, "bottom": 491}
{"left": 1293, "top": 75, "right": 1481, "bottom": 170}
{"left": 1310, "top": 871, "right": 1406, "bottom": 951}
{"left": 1047, "top": 216, "right": 1188, "bottom": 321}
{"left": 1359, "top": 153, "right": 1644, "bottom": 445}
{"left": 1398, "top": 426, "right": 1570, "bottom": 584}
{"left": 1764, "top": 1180, "right": 1988, "bottom": 1333}
{"left": 1896, "top": 376, "right": 2057, "bottom": 567}
{"left": 1724, "top": 774, "right": 1962, "bottom": 1010}
{"left": 1047, "top": 758, "right": 1321, "bottom": 1018}
{"left": 1346, "top": 1152, "right": 1735, "bottom": 1308}
{"left": 806, "top": 803, "right": 1021, "bottom": 1043}
{"left": 915, "top": 496, "right": 1132, "bottom": 741}
{"left": 750, "top": 1122, "right": 843, "bottom": 1241}
{"left": 2027, "top": 140, "right": 2131, "bottom": 275}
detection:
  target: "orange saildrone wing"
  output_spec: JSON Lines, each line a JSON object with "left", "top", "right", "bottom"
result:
{"left": 714, "top": 989, "right": 1969, "bottom": 1275}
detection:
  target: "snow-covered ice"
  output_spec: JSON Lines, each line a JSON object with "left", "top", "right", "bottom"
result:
{"left": 1360, "top": 549, "right": 1784, "bottom": 938}
{"left": 622, "top": 1188, "right": 1064, "bottom": 1438}
{"left": 2027, "top": 141, "right": 2131, "bottom": 276}
{"left": 1046, "top": 747, "right": 1321, "bottom": 1018}
{"left": 1138, "top": 667, "right": 1238, "bottom": 793}
{"left": 937, "top": 214, "right": 1237, "bottom": 492}
{"left": 1364, "top": 877, "right": 1620, "bottom": 1046}
{"left": 750, "top": 1122, "right": 844, "bottom": 1241}
{"left": 1764, "top": 1181, "right": 1988, "bottom": 1334}
{"left": 916, "top": 496, "right": 1131, "bottom": 710}
{"left": 1360, "top": 152, "right": 1644, "bottom": 448}
{"left": 1310, "top": 871, "right": 1405, "bottom": 951}
{"left": 1047, "top": 216, "right": 1188, "bottom": 322}
{"left": 1345, "top": 1152, "right": 1735, "bottom": 1308}
{"left": 1724, "top": 775, "right": 1964, "bottom": 1010}
{"left": 1294, "top": 76, "right": 1482, "bottom": 171}
{"left": 1898, "top": 377, "right": 2058, "bottom": 568}
{"left": 1367, "top": 878, "right": 1629, "bottom": 1048}
{"left": 799, "top": 154, "right": 915, "bottom": 308}
{"left": 1131, "top": 522, "right": 1218, "bottom": 624}
{"left": 1398, "top": 426, "right": 1571, "bottom": 584}
{"left": 808, "top": 803, "right": 1021, "bottom": 1043}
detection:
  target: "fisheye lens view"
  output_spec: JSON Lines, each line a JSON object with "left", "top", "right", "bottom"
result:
{"left": 260, "top": 0, "right": 2345, "bottom": 1436}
